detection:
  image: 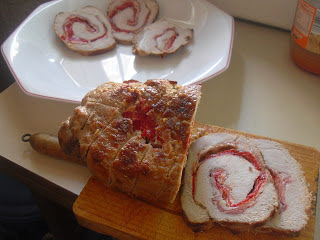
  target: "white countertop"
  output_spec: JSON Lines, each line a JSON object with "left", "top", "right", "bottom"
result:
{"left": 197, "top": 21, "right": 320, "bottom": 151}
{"left": 1, "top": 20, "right": 320, "bottom": 239}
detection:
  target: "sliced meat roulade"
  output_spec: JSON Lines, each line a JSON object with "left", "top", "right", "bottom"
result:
{"left": 58, "top": 79, "right": 201, "bottom": 203}
{"left": 107, "top": 0, "right": 159, "bottom": 44}
{"left": 54, "top": 6, "right": 116, "bottom": 56}
{"left": 132, "top": 18, "right": 193, "bottom": 57}
{"left": 181, "top": 133, "right": 279, "bottom": 232}
{"left": 253, "top": 139, "right": 312, "bottom": 236}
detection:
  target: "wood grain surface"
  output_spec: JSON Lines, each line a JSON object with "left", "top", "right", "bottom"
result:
{"left": 73, "top": 122, "right": 319, "bottom": 240}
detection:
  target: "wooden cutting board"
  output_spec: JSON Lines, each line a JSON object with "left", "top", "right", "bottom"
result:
{"left": 73, "top": 122, "right": 319, "bottom": 240}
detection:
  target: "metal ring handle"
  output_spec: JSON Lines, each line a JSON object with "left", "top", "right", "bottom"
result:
{"left": 21, "top": 133, "right": 31, "bottom": 142}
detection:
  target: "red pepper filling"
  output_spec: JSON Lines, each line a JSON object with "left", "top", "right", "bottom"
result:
{"left": 154, "top": 28, "right": 177, "bottom": 51}
{"left": 122, "top": 102, "right": 158, "bottom": 143}
{"left": 123, "top": 80, "right": 140, "bottom": 84}
{"left": 61, "top": 16, "right": 106, "bottom": 43}
{"left": 213, "top": 169, "right": 266, "bottom": 210}
{"left": 192, "top": 149, "right": 267, "bottom": 214}
{"left": 269, "top": 170, "right": 291, "bottom": 213}
{"left": 108, "top": 0, "right": 150, "bottom": 33}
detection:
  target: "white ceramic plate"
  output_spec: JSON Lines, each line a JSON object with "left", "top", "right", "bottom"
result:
{"left": 1, "top": 0, "right": 234, "bottom": 102}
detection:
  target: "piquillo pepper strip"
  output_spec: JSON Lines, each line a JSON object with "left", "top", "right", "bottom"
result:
{"left": 108, "top": 0, "right": 151, "bottom": 33}
{"left": 61, "top": 16, "right": 107, "bottom": 43}
{"left": 193, "top": 149, "right": 267, "bottom": 214}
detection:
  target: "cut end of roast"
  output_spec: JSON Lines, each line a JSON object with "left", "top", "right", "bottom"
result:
{"left": 181, "top": 132, "right": 312, "bottom": 236}
{"left": 132, "top": 18, "right": 193, "bottom": 57}
{"left": 107, "top": 0, "right": 159, "bottom": 44}
{"left": 53, "top": 6, "right": 116, "bottom": 56}
{"left": 181, "top": 133, "right": 278, "bottom": 231}
{"left": 253, "top": 138, "right": 312, "bottom": 235}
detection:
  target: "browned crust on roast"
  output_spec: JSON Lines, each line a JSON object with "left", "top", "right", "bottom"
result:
{"left": 130, "top": 83, "right": 201, "bottom": 202}
{"left": 58, "top": 79, "right": 201, "bottom": 203}
{"left": 112, "top": 137, "right": 150, "bottom": 179}
{"left": 79, "top": 104, "right": 119, "bottom": 158}
{"left": 130, "top": 148, "right": 170, "bottom": 202}
{"left": 58, "top": 102, "right": 120, "bottom": 161}
{"left": 110, "top": 134, "right": 151, "bottom": 194}
{"left": 86, "top": 118, "right": 135, "bottom": 185}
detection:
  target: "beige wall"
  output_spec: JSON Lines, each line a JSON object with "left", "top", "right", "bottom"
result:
{"left": 210, "top": 0, "right": 299, "bottom": 30}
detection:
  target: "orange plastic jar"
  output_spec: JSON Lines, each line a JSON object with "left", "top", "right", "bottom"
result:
{"left": 290, "top": 0, "right": 320, "bottom": 74}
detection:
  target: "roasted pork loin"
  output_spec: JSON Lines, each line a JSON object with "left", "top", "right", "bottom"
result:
{"left": 132, "top": 18, "right": 193, "bottom": 57}
{"left": 107, "top": 0, "right": 159, "bottom": 44}
{"left": 54, "top": 6, "right": 116, "bottom": 56}
{"left": 181, "top": 133, "right": 279, "bottom": 232}
{"left": 181, "top": 132, "right": 312, "bottom": 235}
{"left": 58, "top": 80, "right": 201, "bottom": 203}
{"left": 254, "top": 139, "right": 312, "bottom": 236}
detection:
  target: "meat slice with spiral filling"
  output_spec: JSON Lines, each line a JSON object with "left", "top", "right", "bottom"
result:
{"left": 53, "top": 6, "right": 116, "bottom": 56}
{"left": 107, "top": 0, "right": 159, "bottom": 44}
{"left": 58, "top": 79, "right": 201, "bottom": 203}
{"left": 181, "top": 133, "right": 278, "bottom": 232}
{"left": 132, "top": 18, "right": 193, "bottom": 57}
{"left": 253, "top": 139, "right": 312, "bottom": 236}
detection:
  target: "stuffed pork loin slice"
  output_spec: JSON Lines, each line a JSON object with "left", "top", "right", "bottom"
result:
{"left": 181, "top": 133, "right": 278, "bottom": 232}
{"left": 107, "top": 0, "right": 159, "bottom": 44}
{"left": 58, "top": 79, "right": 201, "bottom": 203}
{"left": 253, "top": 139, "right": 312, "bottom": 236}
{"left": 54, "top": 6, "right": 116, "bottom": 56}
{"left": 132, "top": 18, "right": 193, "bottom": 57}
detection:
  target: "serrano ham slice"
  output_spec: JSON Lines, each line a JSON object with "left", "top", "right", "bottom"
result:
{"left": 181, "top": 133, "right": 279, "bottom": 232}
{"left": 107, "top": 0, "right": 159, "bottom": 44}
{"left": 58, "top": 80, "right": 201, "bottom": 203}
{"left": 132, "top": 18, "right": 193, "bottom": 57}
{"left": 54, "top": 6, "right": 116, "bottom": 56}
{"left": 253, "top": 139, "right": 312, "bottom": 236}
